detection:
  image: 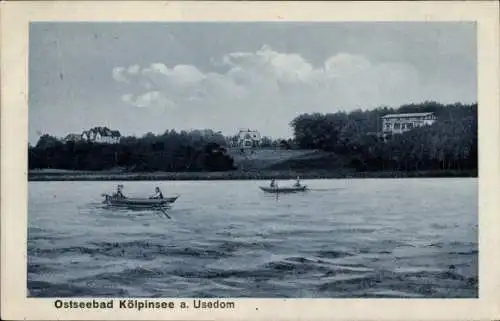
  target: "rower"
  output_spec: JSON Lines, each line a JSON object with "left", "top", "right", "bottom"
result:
{"left": 114, "top": 184, "right": 126, "bottom": 199}
{"left": 150, "top": 186, "right": 164, "bottom": 199}
{"left": 294, "top": 176, "right": 301, "bottom": 187}
{"left": 270, "top": 179, "right": 276, "bottom": 188}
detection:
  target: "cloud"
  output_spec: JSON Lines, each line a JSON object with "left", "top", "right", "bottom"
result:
{"left": 323, "top": 53, "right": 372, "bottom": 78}
{"left": 220, "top": 45, "right": 315, "bottom": 84}
{"left": 121, "top": 91, "right": 177, "bottom": 109}
{"left": 112, "top": 67, "right": 129, "bottom": 83}
{"left": 127, "top": 64, "right": 140, "bottom": 75}
{"left": 112, "top": 45, "right": 431, "bottom": 137}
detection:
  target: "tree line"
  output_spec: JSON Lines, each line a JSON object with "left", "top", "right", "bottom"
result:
{"left": 29, "top": 101, "right": 477, "bottom": 174}
{"left": 29, "top": 129, "right": 236, "bottom": 172}
{"left": 290, "top": 101, "right": 478, "bottom": 172}
{"left": 224, "top": 135, "right": 295, "bottom": 149}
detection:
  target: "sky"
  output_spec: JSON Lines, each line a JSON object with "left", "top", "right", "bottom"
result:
{"left": 29, "top": 22, "right": 477, "bottom": 144}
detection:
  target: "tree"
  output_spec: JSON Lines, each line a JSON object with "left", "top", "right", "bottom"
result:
{"left": 289, "top": 102, "right": 477, "bottom": 173}
{"left": 29, "top": 129, "right": 237, "bottom": 172}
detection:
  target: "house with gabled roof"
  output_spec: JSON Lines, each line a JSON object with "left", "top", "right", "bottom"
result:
{"left": 236, "top": 128, "right": 261, "bottom": 149}
{"left": 81, "top": 126, "right": 121, "bottom": 144}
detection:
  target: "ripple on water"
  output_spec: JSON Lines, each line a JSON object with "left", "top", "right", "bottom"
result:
{"left": 27, "top": 179, "right": 478, "bottom": 298}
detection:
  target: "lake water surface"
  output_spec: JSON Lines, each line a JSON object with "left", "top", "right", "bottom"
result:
{"left": 28, "top": 178, "right": 478, "bottom": 298}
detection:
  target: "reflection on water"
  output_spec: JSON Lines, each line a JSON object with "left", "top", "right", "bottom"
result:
{"left": 28, "top": 178, "right": 478, "bottom": 298}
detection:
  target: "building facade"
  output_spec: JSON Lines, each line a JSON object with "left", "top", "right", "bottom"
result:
{"left": 381, "top": 112, "right": 437, "bottom": 135}
{"left": 235, "top": 129, "right": 261, "bottom": 149}
{"left": 81, "top": 127, "right": 121, "bottom": 144}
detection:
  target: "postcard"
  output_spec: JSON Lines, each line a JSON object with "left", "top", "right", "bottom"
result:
{"left": 1, "top": 1, "right": 499, "bottom": 320}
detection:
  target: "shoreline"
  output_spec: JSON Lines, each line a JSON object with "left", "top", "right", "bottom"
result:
{"left": 28, "top": 169, "right": 478, "bottom": 181}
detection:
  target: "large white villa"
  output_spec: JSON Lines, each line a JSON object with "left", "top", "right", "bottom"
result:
{"left": 381, "top": 112, "right": 437, "bottom": 135}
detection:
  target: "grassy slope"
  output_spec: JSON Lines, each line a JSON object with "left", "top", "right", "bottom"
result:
{"left": 227, "top": 148, "right": 318, "bottom": 171}
{"left": 264, "top": 150, "right": 351, "bottom": 171}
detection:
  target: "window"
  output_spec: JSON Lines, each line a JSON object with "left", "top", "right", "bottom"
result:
{"left": 394, "top": 123, "right": 401, "bottom": 129}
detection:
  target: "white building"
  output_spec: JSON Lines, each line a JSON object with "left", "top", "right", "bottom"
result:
{"left": 236, "top": 129, "right": 261, "bottom": 149}
{"left": 381, "top": 112, "right": 437, "bottom": 135}
{"left": 81, "top": 127, "right": 121, "bottom": 144}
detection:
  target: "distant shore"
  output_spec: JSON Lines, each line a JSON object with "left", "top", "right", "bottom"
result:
{"left": 28, "top": 169, "right": 478, "bottom": 181}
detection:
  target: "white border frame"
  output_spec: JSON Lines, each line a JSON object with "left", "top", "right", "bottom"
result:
{"left": 2, "top": 1, "right": 499, "bottom": 320}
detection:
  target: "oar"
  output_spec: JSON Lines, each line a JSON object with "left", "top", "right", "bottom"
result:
{"left": 159, "top": 207, "right": 171, "bottom": 219}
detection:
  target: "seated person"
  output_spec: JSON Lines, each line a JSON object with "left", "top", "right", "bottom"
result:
{"left": 113, "top": 185, "right": 126, "bottom": 199}
{"left": 294, "top": 177, "right": 301, "bottom": 187}
{"left": 270, "top": 179, "right": 276, "bottom": 188}
{"left": 150, "top": 186, "right": 164, "bottom": 199}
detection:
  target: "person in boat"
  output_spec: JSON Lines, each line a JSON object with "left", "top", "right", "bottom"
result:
{"left": 294, "top": 176, "right": 301, "bottom": 187}
{"left": 150, "top": 186, "right": 164, "bottom": 199}
{"left": 113, "top": 185, "right": 126, "bottom": 199}
{"left": 270, "top": 179, "right": 277, "bottom": 188}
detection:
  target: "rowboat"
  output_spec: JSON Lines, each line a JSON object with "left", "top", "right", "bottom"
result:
{"left": 101, "top": 194, "right": 180, "bottom": 208}
{"left": 259, "top": 185, "right": 308, "bottom": 193}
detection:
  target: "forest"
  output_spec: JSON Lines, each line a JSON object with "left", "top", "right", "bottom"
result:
{"left": 29, "top": 129, "right": 236, "bottom": 172}
{"left": 289, "top": 101, "right": 477, "bottom": 172}
{"left": 28, "top": 101, "right": 477, "bottom": 174}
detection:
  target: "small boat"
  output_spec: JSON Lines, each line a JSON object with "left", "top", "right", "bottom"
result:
{"left": 101, "top": 194, "right": 180, "bottom": 208}
{"left": 259, "top": 185, "right": 308, "bottom": 193}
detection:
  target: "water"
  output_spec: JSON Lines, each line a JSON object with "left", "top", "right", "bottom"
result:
{"left": 28, "top": 178, "right": 478, "bottom": 298}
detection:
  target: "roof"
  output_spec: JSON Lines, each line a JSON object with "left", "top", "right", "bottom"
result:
{"left": 238, "top": 128, "right": 259, "bottom": 133}
{"left": 381, "top": 112, "right": 434, "bottom": 119}
{"left": 82, "top": 127, "right": 121, "bottom": 137}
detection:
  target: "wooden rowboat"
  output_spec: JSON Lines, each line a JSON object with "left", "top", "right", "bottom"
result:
{"left": 259, "top": 185, "right": 308, "bottom": 193}
{"left": 101, "top": 194, "right": 179, "bottom": 208}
